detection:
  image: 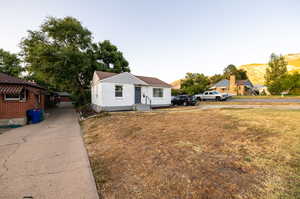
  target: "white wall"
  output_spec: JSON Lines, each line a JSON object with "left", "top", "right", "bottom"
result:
{"left": 141, "top": 86, "right": 171, "bottom": 105}
{"left": 92, "top": 81, "right": 171, "bottom": 107}
{"left": 100, "top": 82, "right": 135, "bottom": 107}
{"left": 92, "top": 83, "right": 103, "bottom": 106}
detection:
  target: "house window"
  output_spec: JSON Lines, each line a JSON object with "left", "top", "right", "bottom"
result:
{"left": 153, "top": 88, "right": 163, "bottom": 97}
{"left": 115, "top": 85, "right": 123, "bottom": 97}
{"left": 4, "top": 93, "right": 20, "bottom": 101}
{"left": 4, "top": 90, "right": 26, "bottom": 101}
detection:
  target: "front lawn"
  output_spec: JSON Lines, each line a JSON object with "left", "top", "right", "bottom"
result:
{"left": 82, "top": 109, "right": 300, "bottom": 199}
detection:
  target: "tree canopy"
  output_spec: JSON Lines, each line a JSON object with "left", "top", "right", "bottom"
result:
{"left": 223, "top": 64, "right": 248, "bottom": 80}
{"left": 20, "top": 16, "right": 130, "bottom": 105}
{"left": 0, "top": 49, "right": 23, "bottom": 77}
{"left": 265, "top": 53, "right": 288, "bottom": 94}
{"left": 181, "top": 73, "right": 210, "bottom": 95}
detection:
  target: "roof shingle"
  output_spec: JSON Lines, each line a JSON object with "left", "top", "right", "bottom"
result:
{"left": 0, "top": 72, "right": 42, "bottom": 88}
{"left": 95, "top": 71, "right": 171, "bottom": 88}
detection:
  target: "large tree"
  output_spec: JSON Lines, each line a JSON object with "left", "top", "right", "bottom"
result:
{"left": 0, "top": 49, "right": 23, "bottom": 77}
{"left": 90, "top": 40, "right": 130, "bottom": 73}
{"left": 223, "top": 64, "right": 248, "bottom": 80}
{"left": 21, "top": 16, "right": 129, "bottom": 104}
{"left": 181, "top": 73, "right": 210, "bottom": 95}
{"left": 265, "top": 53, "right": 288, "bottom": 94}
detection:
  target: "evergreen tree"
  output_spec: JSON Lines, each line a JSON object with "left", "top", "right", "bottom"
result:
{"left": 265, "top": 53, "right": 288, "bottom": 94}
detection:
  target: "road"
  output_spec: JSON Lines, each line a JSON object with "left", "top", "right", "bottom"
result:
{"left": 0, "top": 105, "right": 99, "bottom": 199}
{"left": 228, "top": 98, "right": 300, "bottom": 103}
{"left": 199, "top": 104, "right": 300, "bottom": 110}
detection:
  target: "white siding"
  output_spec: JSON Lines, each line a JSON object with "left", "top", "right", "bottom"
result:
{"left": 101, "top": 82, "right": 134, "bottom": 107}
{"left": 92, "top": 83, "right": 171, "bottom": 107}
{"left": 91, "top": 82, "right": 103, "bottom": 106}
{"left": 141, "top": 86, "right": 171, "bottom": 105}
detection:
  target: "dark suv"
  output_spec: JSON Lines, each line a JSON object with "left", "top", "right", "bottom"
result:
{"left": 171, "top": 95, "right": 197, "bottom": 106}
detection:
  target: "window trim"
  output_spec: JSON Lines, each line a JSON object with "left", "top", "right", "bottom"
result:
{"left": 35, "top": 94, "right": 41, "bottom": 104}
{"left": 4, "top": 90, "right": 27, "bottom": 102}
{"left": 153, "top": 88, "right": 164, "bottom": 98}
{"left": 4, "top": 94, "right": 20, "bottom": 101}
{"left": 20, "top": 90, "right": 27, "bottom": 102}
{"left": 115, "top": 85, "right": 123, "bottom": 98}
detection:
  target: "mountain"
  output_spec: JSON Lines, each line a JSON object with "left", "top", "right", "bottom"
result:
{"left": 239, "top": 53, "right": 300, "bottom": 85}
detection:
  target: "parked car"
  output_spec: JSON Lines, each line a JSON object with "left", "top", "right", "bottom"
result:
{"left": 194, "top": 91, "right": 230, "bottom": 101}
{"left": 171, "top": 95, "right": 197, "bottom": 106}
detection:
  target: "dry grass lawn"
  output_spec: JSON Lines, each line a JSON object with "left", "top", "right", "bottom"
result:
{"left": 81, "top": 108, "right": 300, "bottom": 199}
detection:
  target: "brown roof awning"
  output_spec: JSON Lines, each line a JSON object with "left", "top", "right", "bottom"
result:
{"left": 0, "top": 85, "right": 24, "bottom": 94}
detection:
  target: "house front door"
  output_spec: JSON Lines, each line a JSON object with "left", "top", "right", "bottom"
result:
{"left": 134, "top": 87, "right": 141, "bottom": 104}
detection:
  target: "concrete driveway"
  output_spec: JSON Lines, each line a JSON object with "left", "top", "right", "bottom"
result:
{"left": 0, "top": 105, "right": 99, "bottom": 199}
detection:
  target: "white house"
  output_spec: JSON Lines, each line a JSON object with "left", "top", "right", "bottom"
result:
{"left": 91, "top": 71, "right": 172, "bottom": 111}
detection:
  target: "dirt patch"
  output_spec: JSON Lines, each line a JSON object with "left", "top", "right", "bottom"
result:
{"left": 81, "top": 109, "right": 300, "bottom": 199}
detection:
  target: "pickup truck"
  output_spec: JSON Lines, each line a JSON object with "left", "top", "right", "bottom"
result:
{"left": 194, "top": 91, "right": 230, "bottom": 101}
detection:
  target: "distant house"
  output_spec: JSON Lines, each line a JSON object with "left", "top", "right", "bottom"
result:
{"left": 91, "top": 71, "right": 172, "bottom": 112}
{"left": 0, "top": 72, "right": 46, "bottom": 125}
{"left": 210, "top": 75, "right": 254, "bottom": 95}
{"left": 55, "top": 92, "right": 72, "bottom": 103}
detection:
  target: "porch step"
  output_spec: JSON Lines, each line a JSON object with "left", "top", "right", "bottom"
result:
{"left": 133, "top": 104, "right": 151, "bottom": 111}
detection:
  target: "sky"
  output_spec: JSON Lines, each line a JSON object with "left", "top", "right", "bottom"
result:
{"left": 1, "top": 0, "right": 300, "bottom": 83}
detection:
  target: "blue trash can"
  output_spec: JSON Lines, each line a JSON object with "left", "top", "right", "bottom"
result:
{"left": 32, "top": 109, "right": 41, "bottom": 124}
{"left": 26, "top": 109, "right": 34, "bottom": 124}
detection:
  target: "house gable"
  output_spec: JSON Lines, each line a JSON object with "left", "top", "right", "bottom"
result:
{"left": 211, "top": 79, "right": 229, "bottom": 88}
{"left": 92, "top": 72, "right": 100, "bottom": 86}
{"left": 100, "top": 72, "right": 149, "bottom": 85}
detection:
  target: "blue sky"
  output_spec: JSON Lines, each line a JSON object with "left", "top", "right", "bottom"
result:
{"left": 1, "top": 0, "right": 300, "bottom": 82}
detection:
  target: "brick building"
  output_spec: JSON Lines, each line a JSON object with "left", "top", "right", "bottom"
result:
{"left": 0, "top": 72, "right": 45, "bottom": 125}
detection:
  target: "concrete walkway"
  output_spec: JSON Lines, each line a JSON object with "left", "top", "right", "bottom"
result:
{"left": 0, "top": 105, "right": 99, "bottom": 199}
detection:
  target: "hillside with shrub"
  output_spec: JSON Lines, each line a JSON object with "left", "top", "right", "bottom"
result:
{"left": 239, "top": 53, "right": 300, "bottom": 85}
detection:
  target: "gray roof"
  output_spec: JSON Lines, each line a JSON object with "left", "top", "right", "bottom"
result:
{"left": 212, "top": 79, "right": 229, "bottom": 88}
{"left": 237, "top": 80, "right": 253, "bottom": 88}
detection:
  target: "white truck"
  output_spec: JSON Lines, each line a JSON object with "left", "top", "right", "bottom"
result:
{"left": 194, "top": 91, "right": 230, "bottom": 101}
